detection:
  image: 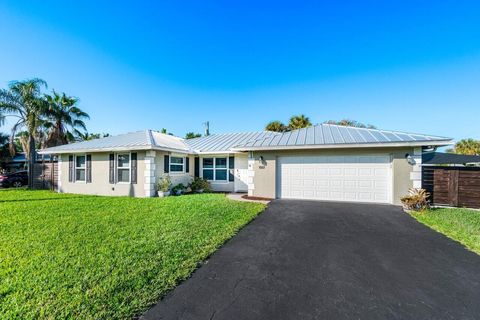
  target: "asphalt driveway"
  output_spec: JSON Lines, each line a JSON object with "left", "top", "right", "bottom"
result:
{"left": 143, "top": 200, "right": 480, "bottom": 320}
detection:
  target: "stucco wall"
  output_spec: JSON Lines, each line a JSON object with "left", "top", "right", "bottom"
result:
{"left": 154, "top": 151, "right": 194, "bottom": 187}
{"left": 250, "top": 148, "right": 415, "bottom": 205}
{"left": 59, "top": 151, "right": 147, "bottom": 197}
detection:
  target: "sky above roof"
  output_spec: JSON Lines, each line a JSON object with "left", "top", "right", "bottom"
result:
{"left": 1, "top": 1, "right": 479, "bottom": 141}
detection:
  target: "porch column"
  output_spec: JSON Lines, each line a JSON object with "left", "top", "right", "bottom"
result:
{"left": 410, "top": 147, "right": 423, "bottom": 189}
{"left": 144, "top": 151, "right": 156, "bottom": 197}
{"left": 57, "top": 155, "right": 62, "bottom": 193}
{"left": 247, "top": 152, "right": 255, "bottom": 196}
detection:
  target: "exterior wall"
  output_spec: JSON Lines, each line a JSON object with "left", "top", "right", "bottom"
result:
{"left": 58, "top": 151, "right": 147, "bottom": 197}
{"left": 233, "top": 153, "right": 249, "bottom": 192}
{"left": 198, "top": 154, "right": 234, "bottom": 192}
{"left": 154, "top": 151, "right": 194, "bottom": 188}
{"left": 250, "top": 148, "right": 416, "bottom": 205}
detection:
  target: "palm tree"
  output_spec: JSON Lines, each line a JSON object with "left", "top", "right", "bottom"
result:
{"left": 265, "top": 121, "right": 287, "bottom": 132}
{"left": 185, "top": 132, "right": 202, "bottom": 139}
{"left": 451, "top": 139, "right": 480, "bottom": 155}
{"left": 76, "top": 132, "right": 110, "bottom": 141}
{"left": 326, "top": 119, "right": 376, "bottom": 129}
{"left": 0, "top": 78, "right": 48, "bottom": 188}
{"left": 288, "top": 114, "right": 312, "bottom": 130}
{"left": 43, "top": 91, "right": 89, "bottom": 147}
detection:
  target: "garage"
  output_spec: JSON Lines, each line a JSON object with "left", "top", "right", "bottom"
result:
{"left": 277, "top": 154, "right": 393, "bottom": 204}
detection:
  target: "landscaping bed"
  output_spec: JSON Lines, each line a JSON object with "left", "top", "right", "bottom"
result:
{"left": 0, "top": 189, "right": 265, "bottom": 319}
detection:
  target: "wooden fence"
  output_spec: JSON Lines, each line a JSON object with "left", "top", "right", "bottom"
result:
{"left": 422, "top": 166, "right": 480, "bottom": 208}
{"left": 33, "top": 160, "right": 58, "bottom": 191}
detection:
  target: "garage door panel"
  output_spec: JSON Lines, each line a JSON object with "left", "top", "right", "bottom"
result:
{"left": 278, "top": 155, "right": 392, "bottom": 204}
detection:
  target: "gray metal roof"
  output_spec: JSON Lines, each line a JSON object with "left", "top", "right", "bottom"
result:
{"left": 41, "top": 124, "right": 452, "bottom": 154}
{"left": 230, "top": 124, "right": 451, "bottom": 150}
{"left": 185, "top": 131, "right": 278, "bottom": 153}
{"left": 40, "top": 130, "right": 191, "bottom": 154}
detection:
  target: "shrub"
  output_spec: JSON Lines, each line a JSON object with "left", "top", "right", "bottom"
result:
{"left": 157, "top": 176, "right": 172, "bottom": 192}
{"left": 189, "top": 177, "right": 211, "bottom": 193}
{"left": 171, "top": 183, "right": 187, "bottom": 195}
{"left": 401, "top": 188, "right": 430, "bottom": 211}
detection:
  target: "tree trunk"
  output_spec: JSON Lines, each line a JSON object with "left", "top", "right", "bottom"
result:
{"left": 28, "top": 134, "right": 36, "bottom": 189}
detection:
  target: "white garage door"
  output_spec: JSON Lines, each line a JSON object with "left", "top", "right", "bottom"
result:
{"left": 278, "top": 155, "right": 392, "bottom": 204}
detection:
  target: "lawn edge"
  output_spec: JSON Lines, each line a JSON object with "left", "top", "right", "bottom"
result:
{"left": 135, "top": 200, "right": 267, "bottom": 319}
{"left": 405, "top": 209, "right": 480, "bottom": 256}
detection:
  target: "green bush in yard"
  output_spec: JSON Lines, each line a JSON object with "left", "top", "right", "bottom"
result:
{"left": 0, "top": 189, "right": 265, "bottom": 319}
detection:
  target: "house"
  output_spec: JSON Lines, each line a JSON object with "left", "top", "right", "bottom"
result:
{"left": 39, "top": 124, "right": 452, "bottom": 205}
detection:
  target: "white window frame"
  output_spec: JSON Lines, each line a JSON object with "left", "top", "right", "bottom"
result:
{"left": 202, "top": 156, "right": 229, "bottom": 182}
{"left": 116, "top": 153, "right": 131, "bottom": 184}
{"left": 74, "top": 154, "right": 87, "bottom": 183}
{"left": 169, "top": 156, "right": 185, "bottom": 174}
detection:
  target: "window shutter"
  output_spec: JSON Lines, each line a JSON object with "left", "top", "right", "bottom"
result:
{"left": 68, "top": 155, "right": 74, "bottom": 182}
{"left": 131, "top": 153, "right": 137, "bottom": 184}
{"left": 185, "top": 157, "right": 190, "bottom": 173}
{"left": 194, "top": 157, "right": 200, "bottom": 178}
{"left": 109, "top": 154, "right": 115, "bottom": 184}
{"left": 229, "top": 156, "right": 235, "bottom": 182}
{"left": 86, "top": 155, "right": 92, "bottom": 183}
{"left": 164, "top": 155, "right": 170, "bottom": 173}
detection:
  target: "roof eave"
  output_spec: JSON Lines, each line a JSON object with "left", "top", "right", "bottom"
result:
{"left": 231, "top": 140, "right": 453, "bottom": 152}
{"left": 39, "top": 145, "right": 195, "bottom": 155}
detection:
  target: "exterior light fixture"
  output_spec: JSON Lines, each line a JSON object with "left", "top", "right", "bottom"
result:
{"left": 405, "top": 153, "right": 416, "bottom": 165}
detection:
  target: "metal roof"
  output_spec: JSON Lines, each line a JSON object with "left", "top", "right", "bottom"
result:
{"left": 40, "top": 125, "right": 452, "bottom": 154}
{"left": 40, "top": 130, "right": 191, "bottom": 154}
{"left": 231, "top": 124, "right": 451, "bottom": 150}
{"left": 422, "top": 152, "right": 480, "bottom": 165}
{"left": 185, "top": 131, "right": 278, "bottom": 153}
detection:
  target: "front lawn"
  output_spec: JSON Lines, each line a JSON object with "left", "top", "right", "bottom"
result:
{"left": 0, "top": 189, "right": 265, "bottom": 319}
{"left": 410, "top": 208, "right": 480, "bottom": 255}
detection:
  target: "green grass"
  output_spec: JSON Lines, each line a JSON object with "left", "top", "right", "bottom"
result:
{"left": 410, "top": 208, "right": 480, "bottom": 255}
{"left": 0, "top": 189, "right": 265, "bottom": 319}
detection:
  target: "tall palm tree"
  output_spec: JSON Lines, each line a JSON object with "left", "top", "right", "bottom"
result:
{"left": 265, "top": 121, "right": 287, "bottom": 132}
{"left": 0, "top": 78, "right": 48, "bottom": 188}
{"left": 43, "top": 91, "right": 89, "bottom": 147}
{"left": 288, "top": 114, "right": 312, "bottom": 130}
{"left": 452, "top": 139, "right": 480, "bottom": 155}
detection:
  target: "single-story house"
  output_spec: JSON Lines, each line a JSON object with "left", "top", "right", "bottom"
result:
{"left": 39, "top": 124, "right": 452, "bottom": 205}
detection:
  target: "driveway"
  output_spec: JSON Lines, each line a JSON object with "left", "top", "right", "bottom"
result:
{"left": 143, "top": 200, "right": 480, "bottom": 320}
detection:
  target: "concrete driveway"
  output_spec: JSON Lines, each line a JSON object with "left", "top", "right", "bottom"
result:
{"left": 143, "top": 200, "right": 480, "bottom": 320}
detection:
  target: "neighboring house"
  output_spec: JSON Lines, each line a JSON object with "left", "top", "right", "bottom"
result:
{"left": 39, "top": 124, "right": 452, "bottom": 205}
{"left": 1, "top": 153, "right": 52, "bottom": 173}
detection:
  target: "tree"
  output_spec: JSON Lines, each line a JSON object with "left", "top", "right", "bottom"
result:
{"left": 325, "top": 119, "right": 376, "bottom": 129}
{"left": 185, "top": 132, "right": 202, "bottom": 139}
{"left": 449, "top": 139, "right": 480, "bottom": 155}
{"left": 0, "top": 78, "right": 48, "bottom": 188}
{"left": 43, "top": 91, "right": 89, "bottom": 147}
{"left": 0, "top": 132, "right": 9, "bottom": 160}
{"left": 265, "top": 121, "right": 287, "bottom": 132}
{"left": 288, "top": 114, "right": 312, "bottom": 130}
{"left": 76, "top": 132, "right": 110, "bottom": 141}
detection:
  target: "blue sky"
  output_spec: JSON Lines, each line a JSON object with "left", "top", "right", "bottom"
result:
{"left": 1, "top": 1, "right": 479, "bottom": 141}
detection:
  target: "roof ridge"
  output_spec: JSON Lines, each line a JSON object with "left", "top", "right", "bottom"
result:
{"left": 320, "top": 123, "right": 450, "bottom": 140}
{"left": 146, "top": 130, "right": 155, "bottom": 146}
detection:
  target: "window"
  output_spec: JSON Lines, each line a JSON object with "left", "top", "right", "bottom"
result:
{"left": 117, "top": 154, "right": 130, "bottom": 183}
{"left": 75, "top": 155, "right": 86, "bottom": 182}
{"left": 170, "top": 156, "right": 184, "bottom": 172}
{"left": 202, "top": 157, "right": 228, "bottom": 181}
